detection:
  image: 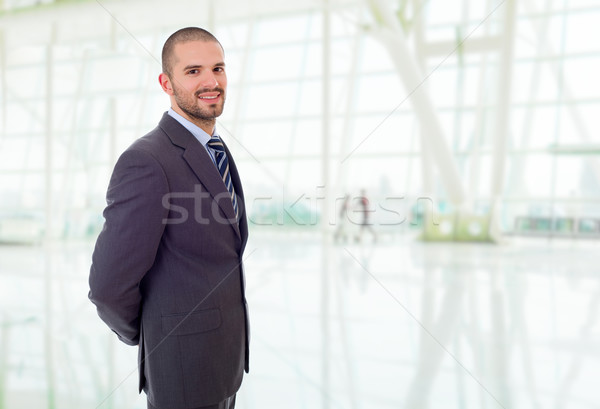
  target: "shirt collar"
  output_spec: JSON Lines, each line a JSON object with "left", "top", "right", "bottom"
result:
{"left": 167, "top": 108, "right": 218, "bottom": 147}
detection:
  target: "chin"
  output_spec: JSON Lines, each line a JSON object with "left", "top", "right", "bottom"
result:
{"left": 211, "top": 107, "right": 225, "bottom": 118}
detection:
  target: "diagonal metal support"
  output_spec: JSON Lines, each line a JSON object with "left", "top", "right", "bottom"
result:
{"left": 365, "top": 0, "right": 468, "bottom": 207}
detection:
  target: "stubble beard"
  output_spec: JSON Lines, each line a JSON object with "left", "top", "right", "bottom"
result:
{"left": 173, "top": 85, "right": 226, "bottom": 125}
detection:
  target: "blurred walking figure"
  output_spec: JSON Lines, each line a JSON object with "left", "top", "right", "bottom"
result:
{"left": 356, "top": 189, "right": 377, "bottom": 243}
{"left": 334, "top": 193, "right": 351, "bottom": 243}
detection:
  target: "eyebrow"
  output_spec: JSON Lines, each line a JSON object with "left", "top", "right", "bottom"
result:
{"left": 183, "top": 62, "right": 226, "bottom": 71}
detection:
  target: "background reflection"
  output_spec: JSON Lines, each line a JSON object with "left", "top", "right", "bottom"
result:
{"left": 1, "top": 235, "right": 598, "bottom": 408}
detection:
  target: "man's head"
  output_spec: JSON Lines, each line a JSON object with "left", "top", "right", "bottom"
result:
{"left": 161, "top": 27, "right": 223, "bottom": 78}
{"left": 159, "top": 27, "right": 227, "bottom": 134}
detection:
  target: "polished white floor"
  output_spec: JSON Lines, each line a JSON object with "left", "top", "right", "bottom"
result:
{"left": 0, "top": 230, "right": 598, "bottom": 409}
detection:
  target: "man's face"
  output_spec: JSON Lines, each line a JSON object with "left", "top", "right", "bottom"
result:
{"left": 166, "top": 40, "right": 227, "bottom": 124}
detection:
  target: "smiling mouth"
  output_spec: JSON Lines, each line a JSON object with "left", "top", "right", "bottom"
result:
{"left": 196, "top": 90, "right": 221, "bottom": 102}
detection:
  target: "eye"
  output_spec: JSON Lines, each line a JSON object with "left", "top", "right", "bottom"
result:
{"left": 214, "top": 67, "right": 225, "bottom": 73}
{"left": 187, "top": 69, "right": 199, "bottom": 75}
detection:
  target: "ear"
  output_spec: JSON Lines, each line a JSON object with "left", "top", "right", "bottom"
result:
{"left": 159, "top": 73, "right": 174, "bottom": 95}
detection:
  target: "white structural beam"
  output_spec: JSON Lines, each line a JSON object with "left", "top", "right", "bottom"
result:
{"left": 321, "top": 2, "right": 332, "bottom": 409}
{"left": 366, "top": 0, "right": 467, "bottom": 206}
{"left": 469, "top": 34, "right": 492, "bottom": 204}
{"left": 43, "top": 25, "right": 57, "bottom": 409}
{"left": 423, "top": 35, "right": 503, "bottom": 57}
{"left": 0, "top": 29, "right": 5, "bottom": 136}
{"left": 0, "top": 315, "right": 7, "bottom": 409}
{"left": 412, "top": 0, "right": 434, "bottom": 198}
{"left": 44, "top": 26, "right": 56, "bottom": 240}
{"left": 337, "top": 17, "right": 364, "bottom": 193}
{"left": 490, "top": 0, "right": 517, "bottom": 200}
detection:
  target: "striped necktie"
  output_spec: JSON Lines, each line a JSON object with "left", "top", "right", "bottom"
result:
{"left": 207, "top": 136, "right": 239, "bottom": 219}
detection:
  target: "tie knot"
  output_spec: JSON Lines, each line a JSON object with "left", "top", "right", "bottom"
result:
{"left": 207, "top": 136, "right": 225, "bottom": 152}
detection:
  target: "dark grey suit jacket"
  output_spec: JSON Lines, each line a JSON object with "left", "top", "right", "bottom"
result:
{"left": 89, "top": 113, "right": 249, "bottom": 409}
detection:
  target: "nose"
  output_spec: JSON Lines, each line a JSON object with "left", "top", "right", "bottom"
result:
{"left": 200, "top": 71, "right": 219, "bottom": 89}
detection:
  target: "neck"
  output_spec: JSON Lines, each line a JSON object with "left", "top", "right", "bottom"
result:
{"left": 171, "top": 105, "right": 216, "bottom": 135}
{"left": 192, "top": 118, "right": 216, "bottom": 136}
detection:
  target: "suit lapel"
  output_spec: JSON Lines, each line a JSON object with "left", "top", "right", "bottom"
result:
{"left": 159, "top": 113, "right": 241, "bottom": 240}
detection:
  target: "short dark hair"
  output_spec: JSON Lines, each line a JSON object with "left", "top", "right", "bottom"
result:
{"left": 161, "top": 27, "right": 223, "bottom": 77}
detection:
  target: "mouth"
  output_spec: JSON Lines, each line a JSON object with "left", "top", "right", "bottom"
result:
{"left": 196, "top": 91, "right": 221, "bottom": 103}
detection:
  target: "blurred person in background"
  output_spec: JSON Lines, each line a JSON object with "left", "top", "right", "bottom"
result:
{"left": 356, "top": 188, "right": 377, "bottom": 243}
{"left": 334, "top": 193, "right": 351, "bottom": 243}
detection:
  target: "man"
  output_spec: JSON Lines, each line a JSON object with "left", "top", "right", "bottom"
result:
{"left": 356, "top": 189, "right": 377, "bottom": 243}
{"left": 88, "top": 27, "right": 249, "bottom": 409}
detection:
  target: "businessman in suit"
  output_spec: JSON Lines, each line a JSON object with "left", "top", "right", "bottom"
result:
{"left": 88, "top": 27, "right": 249, "bottom": 409}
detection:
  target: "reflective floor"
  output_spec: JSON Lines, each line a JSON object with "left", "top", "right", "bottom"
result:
{"left": 0, "top": 230, "right": 599, "bottom": 409}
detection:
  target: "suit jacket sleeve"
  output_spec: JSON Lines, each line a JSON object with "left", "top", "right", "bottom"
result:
{"left": 88, "top": 148, "right": 169, "bottom": 346}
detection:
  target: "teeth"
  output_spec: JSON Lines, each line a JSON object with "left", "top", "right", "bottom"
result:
{"left": 199, "top": 95, "right": 218, "bottom": 99}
